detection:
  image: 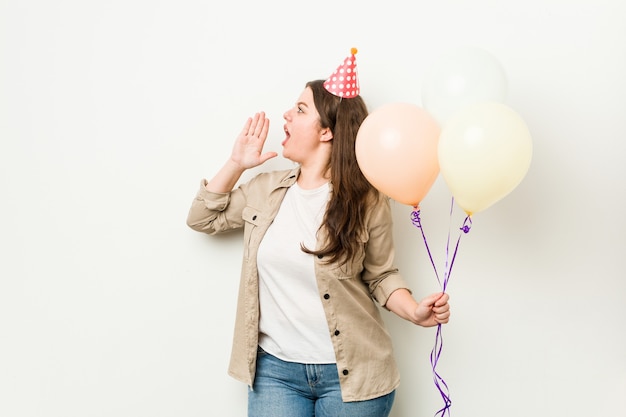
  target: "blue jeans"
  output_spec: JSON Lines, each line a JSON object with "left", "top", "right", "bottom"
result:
{"left": 248, "top": 348, "right": 396, "bottom": 417}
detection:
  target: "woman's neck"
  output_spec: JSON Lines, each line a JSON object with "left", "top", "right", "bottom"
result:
{"left": 297, "top": 164, "right": 330, "bottom": 190}
{"left": 294, "top": 143, "right": 332, "bottom": 190}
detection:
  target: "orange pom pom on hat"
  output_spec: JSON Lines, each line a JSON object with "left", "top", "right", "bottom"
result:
{"left": 324, "top": 47, "right": 360, "bottom": 98}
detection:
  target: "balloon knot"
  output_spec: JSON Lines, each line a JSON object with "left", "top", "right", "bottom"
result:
{"left": 460, "top": 215, "right": 472, "bottom": 233}
{"left": 411, "top": 209, "right": 422, "bottom": 228}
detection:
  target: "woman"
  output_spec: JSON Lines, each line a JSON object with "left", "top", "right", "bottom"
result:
{"left": 186, "top": 77, "right": 450, "bottom": 416}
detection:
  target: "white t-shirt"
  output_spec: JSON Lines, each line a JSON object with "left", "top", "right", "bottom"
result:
{"left": 256, "top": 181, "right": 336, "bottom": 364}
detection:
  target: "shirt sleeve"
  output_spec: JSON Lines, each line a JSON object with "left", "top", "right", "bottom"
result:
{"left": 186, "top": 179, "right": 247, "bottom": 235}
{"left": 361, "top": 195, "right": 413, "bottom": 307}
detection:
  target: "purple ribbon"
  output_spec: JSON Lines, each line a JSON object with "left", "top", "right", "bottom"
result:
{"left": 411, "top": 199, "right": 471, "bottom": 417}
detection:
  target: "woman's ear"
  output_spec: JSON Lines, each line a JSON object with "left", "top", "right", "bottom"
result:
{"left": 320, "top": 128, "right": 334, "bottom": 142}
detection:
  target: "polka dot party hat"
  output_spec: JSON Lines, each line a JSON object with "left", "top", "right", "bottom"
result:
{"left": 324, "top": 47, "right": 360, "bottom": 98}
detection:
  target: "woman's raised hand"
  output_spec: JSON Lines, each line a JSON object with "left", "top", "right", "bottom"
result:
{"left": 230, "top": 112, "right": 277, "bottom": 169}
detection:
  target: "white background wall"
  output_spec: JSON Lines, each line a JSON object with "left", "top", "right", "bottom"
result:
{"left": 1, "top": 0, "right": 624, "bottom": 416}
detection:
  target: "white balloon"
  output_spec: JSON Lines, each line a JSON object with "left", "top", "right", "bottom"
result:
{"left": 438, "top": 101, "right": 532, "bottom": 216}
{"left": 422, "top": 47, "right": 508, "bottom": 126}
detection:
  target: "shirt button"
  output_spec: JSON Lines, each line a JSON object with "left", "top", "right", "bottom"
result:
{"left": 252, "top": 215, "right": 257, "bottom": 220}
{"left": 323, "top": 294, "right": 330, "bottom": 300}
{"left": 334, "top": 330, "right": 340, "bottom": 336}
{"left": 342, "top": 369, "right": 349, "bottom": 376}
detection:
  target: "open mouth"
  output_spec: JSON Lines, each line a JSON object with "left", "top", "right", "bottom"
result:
{"left": 282, "top": 125, "right": 290, "bottom": 146}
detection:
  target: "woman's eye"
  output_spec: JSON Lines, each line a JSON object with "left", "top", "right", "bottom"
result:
{"left": 297, "top": 106, "right": 304, "bottom": 113}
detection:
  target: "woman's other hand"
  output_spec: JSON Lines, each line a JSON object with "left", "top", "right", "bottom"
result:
{"left": 414, "top": 292, "right": 450, "bottom": 327}
{"left": 230, "top": 112, "right": 277, "bottom": 170}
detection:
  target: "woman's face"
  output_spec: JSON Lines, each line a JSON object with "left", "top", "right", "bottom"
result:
{"left": 281, "top": 87, "right": 331, "bottom": 163}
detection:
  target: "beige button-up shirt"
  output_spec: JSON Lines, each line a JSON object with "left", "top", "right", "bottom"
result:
{"left": 186, "top": 167, "right": 412, "bottom": 402}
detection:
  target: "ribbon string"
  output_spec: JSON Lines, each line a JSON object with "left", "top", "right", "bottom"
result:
{"left": 411, "top": 199, "right": 471, "bottom": 417}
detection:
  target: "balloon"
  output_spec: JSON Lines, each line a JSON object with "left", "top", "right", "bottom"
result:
{"left": 355, "top": 103, "right": 441, "bottom": 206}
{"left": 422, "top": 46, "right": 508, "bottom": 126}
{"left": 438, "top": 101, "right": 532, "bottom": 216}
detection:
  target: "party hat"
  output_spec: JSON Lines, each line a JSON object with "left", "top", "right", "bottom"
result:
{"left": 324, "top": 48, "right": 360, "bottom": 98}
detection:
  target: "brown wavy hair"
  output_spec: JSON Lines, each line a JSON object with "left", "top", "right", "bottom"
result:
{"left": 301, "top": 79, "right": 380, "bottom": 264}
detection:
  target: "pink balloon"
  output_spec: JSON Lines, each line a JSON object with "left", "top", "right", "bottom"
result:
{"left": 356, "top": 103, "right": 441, "bottom": 207}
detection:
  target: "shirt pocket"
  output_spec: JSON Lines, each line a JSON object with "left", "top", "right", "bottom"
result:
{"left": 325, "top": 248, "right": 365, "bottom": 280}
{"left": 314, "top": 229, "right": 365, "bottom": 279}
{"left": 242, "top": 206, "right": 263, "bottom": 258}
